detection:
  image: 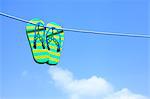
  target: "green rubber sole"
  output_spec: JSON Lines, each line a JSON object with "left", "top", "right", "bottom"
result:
{"left": 26, "top": 18, "right": 64, "bottom": 65}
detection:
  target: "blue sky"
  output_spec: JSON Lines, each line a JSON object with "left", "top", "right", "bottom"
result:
{"left": 0, "top": 0, "right": 149, "bottom": 99}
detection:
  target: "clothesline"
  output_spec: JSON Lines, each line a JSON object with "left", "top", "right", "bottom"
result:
{"left": 0, "top": 11, "right": 150, "bottom": 38}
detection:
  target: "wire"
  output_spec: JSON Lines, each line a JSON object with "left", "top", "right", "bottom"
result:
{"left": 0, "top": 11, "right": 150, "bottom": 38}
{"left": 62, "top": 28, "right": 150, "bottom": 38}
{"left": 0, "top": 12, "right": 34, "bottom": 25}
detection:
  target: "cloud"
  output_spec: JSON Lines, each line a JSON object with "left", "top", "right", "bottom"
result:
{"left": 49, "top": 67, "right": 148, "bottom": 99}
{"left": 104, "top": 88, "right": 148, "bottom": 99}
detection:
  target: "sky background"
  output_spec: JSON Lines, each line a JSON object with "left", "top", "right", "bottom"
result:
{"left": 0, "top": 0, "right": 150, "bottom": 99}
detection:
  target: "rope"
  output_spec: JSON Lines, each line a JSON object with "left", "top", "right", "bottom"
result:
{"left": 0, "top": 11, "right": 150, "bottom": 38}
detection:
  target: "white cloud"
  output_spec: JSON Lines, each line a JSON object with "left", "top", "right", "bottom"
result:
{"left": 49, "top": 67, "right": 148, "bottom": 99}
{"left": 104, "top": 88, "right": 148, "bottom": 99}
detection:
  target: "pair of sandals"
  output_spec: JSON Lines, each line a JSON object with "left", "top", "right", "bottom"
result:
{"left": 26, "top": 18, "right": 64, "bottom": 65}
